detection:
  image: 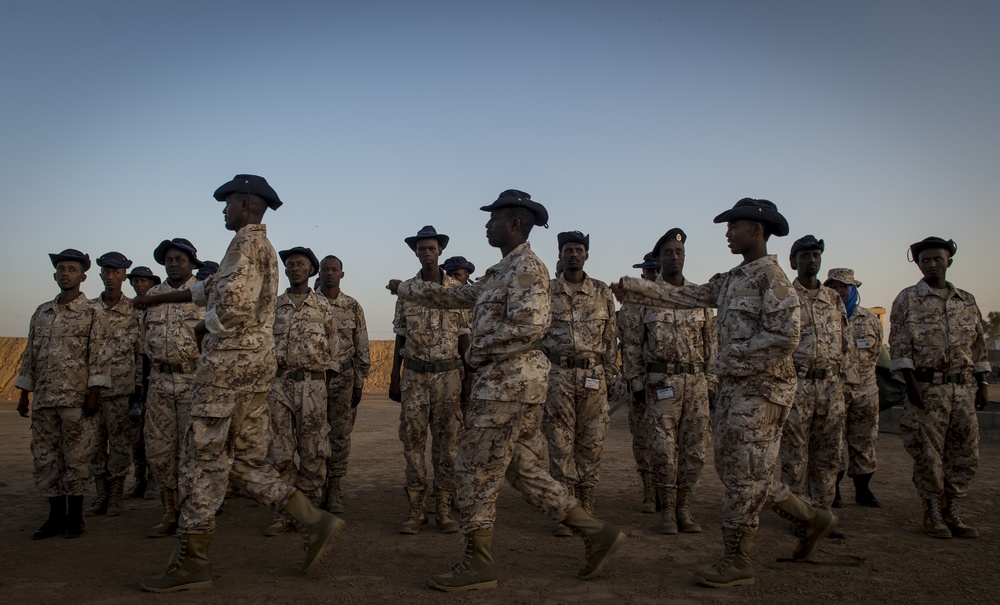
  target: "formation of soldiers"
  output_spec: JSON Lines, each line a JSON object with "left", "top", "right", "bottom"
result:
{"left": 14, "top": 176, "right": 991, "bottom": 593}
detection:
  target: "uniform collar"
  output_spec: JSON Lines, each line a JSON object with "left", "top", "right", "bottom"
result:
{"left": 915, "top": 279, "right": 962, "bottom": 300}
{"left": 555, "top": 273, "right": 594, "bottom": 295}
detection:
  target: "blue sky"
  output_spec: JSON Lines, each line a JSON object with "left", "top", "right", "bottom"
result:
{"left": 1, "top": 1, "right": 998, "bottom": 339}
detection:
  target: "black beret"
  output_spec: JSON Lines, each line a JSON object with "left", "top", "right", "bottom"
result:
{"left": 909, "top": 236, "right": 957, "bottom": 261}
{"left": 49, "top": 248, "right": 91, "bottom": 272}
{"left": 632, "top": 251, "right": 660, "bottom": 270}
{"left": 154, "top": 238, "right": 205, "bottom": 268}
{"left": 713, "top": 198, "right": 790, "bottom": 237}
{"left": 441, "top": 256, "right": 475, "bottom": 274}
{"left": 278, "top": 247, "right": 321, "bottom": 277}
{"left": 790, "top": 234, "right": 825, "bottom": 261}
{"left": 126, "top": 266, "right": 161, "bottom": 285}
{"left": 195, "top": 261, "right": 219, "bottom": 281}
{"left": 557, "top": 231, "right": 590, "bottom": 251}
{"left": 213, "top": 174, "right": 283, "bottom": 210}
{"left": 96, "top": 251, "right": 133, "bottom": 269}
{"left": 404, "top": 225, "right": 450, "bottom": 251}
{"left": 652, "top": 228, "right": 687, "bottom": 256}
{"left": 480, "top": 189, "right": 549, "bottom": 228}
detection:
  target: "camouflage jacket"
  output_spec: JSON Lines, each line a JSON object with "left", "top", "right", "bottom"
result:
{"left": 393, "top": 271, "right": 470, "bottom": 363}
{"left": 621, "top": 255, "right": 800, "bottom": 406}
{"left": 16, "top": 293, "right": 111, "bottom": 409}
{"left": 142, "top": 276, "right": 203, "bottom": 365}
{"left": 845, "top": 306, "right": 883, "bottom": 391}
{"left": 273, "top": 289, "right": 339, "bottom": 373}
{"left": 92, "top": 292, "right": 142, "bottom": 397}
{"left": 323, "top": 290, "right": 371, "bottom": 389}
{"left": 889, "top": 280, "right": 991, "bottom": 375}
{"left": 541, "top": 274, "right": 617, "bottom": 377}
{"left": 791, "top": 279, "right": 854, "bottom": 378}
{"left": 621, "top": 276, "right": 717, "bottom": 392}
{"left": 190, "top": 223, "right": 278, "bottom": 394}
{"left": 617, "top": 302, "right": 644, "bottom": 389}
{"left": 397, "top": 241, "right": 551, "bottom": 404}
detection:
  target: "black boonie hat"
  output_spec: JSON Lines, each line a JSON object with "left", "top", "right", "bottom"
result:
{"left": 480, "top": 189, "right": 549, "bottom": 228}
{"left": 154, "top": 238, "right": 205, "bottom": 268}
{"left": 632, "top": 252, "right": 660, "bottom": 270}
{"left": 49, "top": 249, "right": 91, "bottom": 272}
{"left": 195, "top": 261, "right": 219, "bottom": 281}
{"left": 213, "top": 174, "right": 283, "bottom": 210}
{"left": 126, "top": 266, "right": 162, "bottom": 285}
{"left": 441, "top": 256, "right": 475, "bottom": 274}
{"left": 96, "top": 251, "right": 133, "bottom": 269}
{"left": 557, "top": 231, "right": 589, "bottom": 251}
{"left": 652, "top": 228, "right": 687, "bottom": 256}
{"left": 909, "top": 236, "right": 957, "bottom": 262}
{"left": 278, "top": 247, "right": 321, "bottom": 277}
{"left": 404, "top": 226, "right": 450, "bottom": 251}
{"left": 789, "top": 234, "right": 825, "bottom": 261}
{"left": 713, "top": 198, "right": 790, "bottom": 237}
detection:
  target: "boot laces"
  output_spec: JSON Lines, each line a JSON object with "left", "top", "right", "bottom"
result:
{"left": 927, "top": 502, "right": 946, "bottom": 526}
{"left": 451, "top": 538, "right": 475, "bottom": 573}
{"left": 944, "top": 500, "right": 963, "bottom": 524}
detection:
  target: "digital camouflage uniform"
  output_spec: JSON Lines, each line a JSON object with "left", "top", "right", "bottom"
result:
{"left": 393, "top": 271, "right": 468, "bottom": 494}
{"left": 397, "top": 242, "right": 578, "bottom": 535}
{"left": 322, "top": 291, "right": 371, "bottom": 481}
{"left": 143, "top": 276, "right": 203, "bottom": 491}
{"left": 16, "top": 295, "right": 111, "bottom": 497}
{"left": 890, "top": 280, "right": 991, "bottom": 501}
{"left": 90, "top": 293, "right": 142, "bottom": 482}
{"left": 622, "top": 277, "right": 716, "bottom": 495}
{"left": 779, "top": 280, "right": 852, "bottom": 510}
{"left": 268, "top": 289, "right": 338, "bottom": 502}
{"left": 179, "top": 224, "right": 293, "bottom": 534}
{"left": 841, "top": 307, "right": 882, "bottom": 476}
{"left": 541, "top": 275, "right": 618, "bottom": 493}
{"left": 618, "top": 302, "right": 653, "bottom": 477}
{"left": 622, "top": 254, "right": 800, "bottom": 532}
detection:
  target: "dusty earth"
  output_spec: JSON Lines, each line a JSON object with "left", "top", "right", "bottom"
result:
{"left": 0, "top": 395, "right": 997, "bottom": 605}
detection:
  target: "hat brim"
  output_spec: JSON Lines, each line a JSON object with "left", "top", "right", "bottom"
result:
{"left": 278, "top": 249, "right": 321, "bottom": 277}
{"left": 154, "top": 241, "right": 206, "bottom": 269}
{"left": 49, "top": 253, "right": 91, "bottom": 272}
{"left": 404, "top": 234, "right": 449, "bottom": 251}
{"left": 213, "top": 179, "right": 283, "bottom": 210}
{"left": 910, "top": 241, "right": 957, "bottom": 260}
{"left": 713, "top": 208, "right": 790, "bottom": 237}
{"left": 480, "top": 200, "right": 549, "bottom": 227}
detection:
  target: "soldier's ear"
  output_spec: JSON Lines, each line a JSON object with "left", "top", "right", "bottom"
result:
{"left": 80, "top": 273, "right": 87, "bottom": 283}
{"left": 947, "top": 257, "right": 954, "bottom": 268}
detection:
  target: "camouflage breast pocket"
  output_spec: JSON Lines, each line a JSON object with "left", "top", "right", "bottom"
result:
{"left": 474, "top": 286, "right": 507, "bottom": 327}
{"left": 59, "top": 316, "right": 92, "bottom": 339}
{"left": 723, "top": 294, "right": 761, "bottom": 341}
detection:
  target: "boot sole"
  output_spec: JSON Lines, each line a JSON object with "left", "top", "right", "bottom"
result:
{"left": 578, "top": 530, "right": 626, "bottom": 580}
{"left": 793, "top": 513, "right": 836, "bottom": 560}
{"left": 303, "top": 516, "right": 346, "bottom": 572}
{"left": 429, "top": 579, "right": 498, "bottom": 592}
{"left": 140, "top": 579, "right": 213, "bottom": 593}
{"left": 695, "top": 575, "right": 755, "bottom": 589}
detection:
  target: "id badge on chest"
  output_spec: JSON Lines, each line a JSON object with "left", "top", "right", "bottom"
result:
{"left": 655, "top": 384, "right": 676, "bottom": 400}
{"left": 856, "top": 338, "right": 872, "bottom": 349}
{"left": 584, "top": 372, "right": 601, "bottom": 391}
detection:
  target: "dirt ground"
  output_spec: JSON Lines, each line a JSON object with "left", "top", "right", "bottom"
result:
{"left": 0, "top": 396, "right": 997, "bottom": 605}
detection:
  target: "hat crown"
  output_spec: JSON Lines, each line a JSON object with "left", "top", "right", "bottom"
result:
{"left": 416, "top": 225, "right": 439, "bottom": 237}
{"left": 97, "top": 251, "right": 132, "bottom": 268}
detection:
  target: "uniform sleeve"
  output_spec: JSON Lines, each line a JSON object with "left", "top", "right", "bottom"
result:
{"left": 353, "top": 302, "right": 371, "bottom": 387}
{"left": 189, "top": 277, "right": 209, "bottom": 309}
{"left": 888, "top": 290, "right": 915, "bottom": 372}
{"left": 392, "top": 296, "right": 406, "bottom": 337}
{"left": 14, "top": 308, "right": 40, "bottom": 392}
{"left": 601, "top": 288, "right": 618, "bottom": 378}
{"left": 971, "top": 300, "right": 992, "bottom": 374}
{"left": 87, "top": 304, "right": 112, "bottom": 388}
{"left": 202, "top": 244, "right": 260, "bottom": 337}
{"left": 324, "top": 304, "right": 341, "bottom": 374}
{"left": 717, "top": 282, "right": 800, "bottom": 377}
{"left": 619, "top": 304, "right": 645, "bottom": 391}
{"left": 132, "top": 314, "right": 143, "bottom": 391}
{"left": 622, "top": 275, "right": 720, "bottom": 309}
{"left": 703, "top": 308, "right": 719, "bottom": 393}
{"left": 468, "top": 263, "right": 550, "bottom": 368}
{"left": 397, "top": 280, "right": 480, "bottom": 309}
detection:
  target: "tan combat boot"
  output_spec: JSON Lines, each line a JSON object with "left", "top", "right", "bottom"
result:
{"left": 694, "top": 527, "right": 755, "bottom": 588}
{"left": 639, "top": 472, "right": 656, "bottom": 513}
{"left": 140, "top": 533, "right": 214, "bottom": 593}
{"left": 429, "top": 529, "right": 498, "bottom": 591}
{"left": 399, "top": 487, "right": 428, "bottom": 534}
{"left": 435, "top": 490, "right": 460, "bottom": 534}
{"left": 676, "top": 488, "right": 702, "bottom": 533}
{"left": 656, "top": 487, "right": 678, "bottom": 535}
{"left": 263, "top": 514, "right": 290, "bottom": 537}
{"left": 282, "top": 491, "right": 346, "bottom": 571}
{"left": 771, "top": 493, "right": 837, "bottom": 560}
{"left": 106, "top": 478, "right": 125, "bottom": 517}
{"left": 563, "top": 506, "right": 626, "bottom": 579}
{"left": 148, "top": 489, "right": 179, "bottom": 538}
{"left": 942, "top": 495, "right": 978, "bottom": 538}
{"left": 84, "top": 477, "right": 110, "bottom": 517}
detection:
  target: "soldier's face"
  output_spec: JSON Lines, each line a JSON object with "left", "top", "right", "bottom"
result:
{"left": 100, "top": 266, "right": 127, "bottom": 293}
{"left": 53, "top": 261, "right": 86, "bottom": 291}
{"left": 658, "top": 240, "right": 685, "bottom": 277}
{"left": 130, "top": 277, "right": 155, "bottom": 296}
{"left": 793, "top": 250, "right": 822, "bottom": 278}
{"left": 320, "top": 258, "right": 344, "bottom": 289}
{"left": 641, "top": 267, "right": 660, "bottom": 281}
{"left": 223, "top": 195, "right": 248, "bottom": 231}
{"left": 446, "top": 269, "right": 470, "bottom": 284}
{"left": 164, "top": 249, "right": 194, "bottom": 283}
{"left": 284, "top": 254, "right": 313, "bottom": 287}
{"left": 827, "top": 280, "right": 850, "bottom": 303}
{"left": 917, "top": 249, "right": 952, "bottom": 281}
{"left": 414, "top": 239, "right": 442, "bottom": 269}
{"left": 485, "top": 211, "right": 514, "bottom": 249}
{"left": 725, "top": 221, "right": 757, "bottom": 254}
{"left": 560, "top": 243, "right": 588, "bottom": 272}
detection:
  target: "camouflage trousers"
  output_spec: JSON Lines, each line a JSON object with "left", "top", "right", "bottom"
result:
{"left": 780, "top": 377, "right": 846, "bottom": 510}
{"left": 267, "top": 375, "right": 330, "bottom": 503}
{"left": 31, "top": 406, "right": 98, "bottom": 497}
{"left": 457, "top": 398, "right": 578, "bottom": 535}
{"left": 628, "top": 395, "right": 653, "bottom": 476}
{"left": 178, "top": 385, "right": 295, "bottom": 534}
{"left": 714, "top": 394, "right": 790, "bottom": 532}
{"left": 900, "top": 383, "right": 979, "bottom": 501}
{"left": 90, "top": 394, "right": 140, "bottom": 481}
{"left": 841, "top": 386, "right": 879, "bottom": 476}
{"left": 542, "top": 366, "right": 610, "bottom": 489}
{"left": 326, "top": 370, "right": 358, "bottom": 480}
{"left": 399, "top": 366, "right": 461, "bottom": 493}
{"left": 145, "top": 370, "right": 195, "bottom": 490}
{"left": 643, "top": 372, "right": 711, "bottom": 491}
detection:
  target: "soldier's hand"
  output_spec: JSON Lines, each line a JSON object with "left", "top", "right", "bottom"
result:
{"left": 631, "top": 390, "right": 646, "bottom": 405}
{"left": 194, "top": 321, "right": 207, "bottom": 353}
{"left": 82, "top": 387, "right": 101, "bottom": 417}
{"left": 461, "top": 370, "right": 473, "bottom": 405}
{"left": 389, "top": 378, "right": 402, "bottom": 403}
{"left": 976, "top": 383, "right": 989, "bottom": 411}
{"left": 609, "top": 280, "right": 626, "bottom": 302}
{"left": 386, "top": 280, "right": 402, "bottom": 295}
{"left": 351, "top": 386, "right": 363, "bottom": 408}
{"left": 905, "top": 384, "right": 926, "bottom": 410}
{"left": 17, "top": 390, "right": 30, "bottom": 418}
{"left": 131, "top": 295, "right": 161, "bottom": 310}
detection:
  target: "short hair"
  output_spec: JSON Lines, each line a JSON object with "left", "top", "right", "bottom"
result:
{"left": 503, "top": 207, "right": 534, "bottom": 237}
{"left": 321, "top": 255, "right": 343, "bottom": 270}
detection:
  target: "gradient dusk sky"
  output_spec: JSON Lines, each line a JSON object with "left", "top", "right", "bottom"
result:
{"left": 1, "top": 1, "right": 997, "bottom": 339}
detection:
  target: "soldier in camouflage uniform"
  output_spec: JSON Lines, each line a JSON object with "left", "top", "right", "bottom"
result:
{"left": 825, "top": 268, "right": 883, "bottom": 508}
{"left": 542, "top": 231, "right": 617, "bottom": 537}
{"left": 622, "top": 229, "right": 716, "bottom": 536}
{"left": 780, "top": 236, "right": 851, "bottom": 527}
{"left": 388, "top": 190, "right": 625, "bottom": 592}
{"left": 390, "top": 226, "right": 469, "bottom": 535}
{"left": 263, "top": 247, "right": 338, "bottom": 536}
{"left": 125, "top": 265, "right": 161, "bottom": 500}
{"left": 614, "top": 198, "right": 837, "bottom": 589}
{"left": 890, "top": 237, "right": 991, "bottom": 539}
{"left": 442, "top": 255, "right": 476, "bottom": 285}
{"left": 142, "top": 238, "right": 206, "bottom": 538}
{"left": 318, "top": 254, "right": 371, "bottom": 514}
{"left": 86, "top": 252, "right": 143, "bottom": 519}
{"left": 136, "top": 175, "right": 344, "bottom": 593}
{"left": 127, "top": 266, "right": 161, "bottom": 296}
{"left": 618, "top": 251, "right": 659, "bottom": 512}
{"left": 16, "top": 249, "right": 110, "bottom": 540}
